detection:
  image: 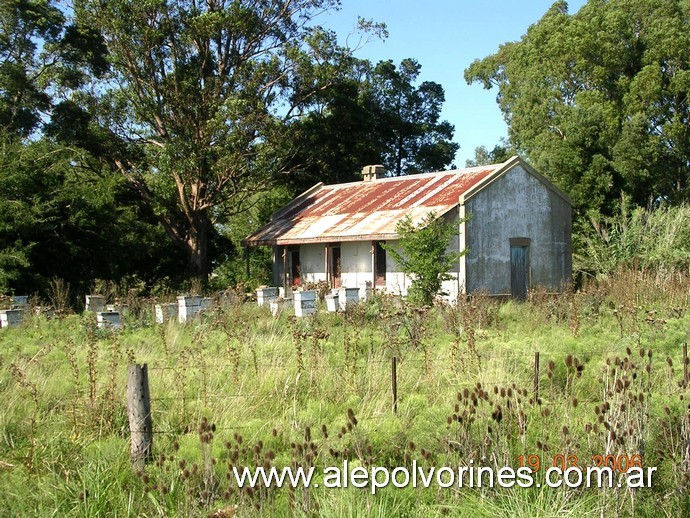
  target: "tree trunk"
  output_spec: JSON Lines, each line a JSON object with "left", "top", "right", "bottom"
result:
{"left": 186, "top": 212, "right": 210, "bottom": 288}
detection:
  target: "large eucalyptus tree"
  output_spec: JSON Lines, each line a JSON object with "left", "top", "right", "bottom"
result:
{"left": 77, "top": 0, "right": 362, "bottom": 284}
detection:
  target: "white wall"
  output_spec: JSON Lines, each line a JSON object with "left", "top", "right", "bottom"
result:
{"left": 287, "top": 213, "right": 466, "bottom": 303}
{"left": 340, "top": 241, "right": 374, "bottom": 289}
{"left": 300, "top": 243, "right": 327, "bottom": 284}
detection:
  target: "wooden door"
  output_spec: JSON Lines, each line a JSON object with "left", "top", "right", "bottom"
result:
{"left": 510, "top": 240, "right": 530, "bottom": 300}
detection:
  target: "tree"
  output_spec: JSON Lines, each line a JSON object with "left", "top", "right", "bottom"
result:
{"left": 275, "top": 59, "right": 382, "bottom": 191}
{"left": 0, "top": 131, "right": 187, "bottom": 295}
{"left": 0, "top": 0, "right": 162, "bottom": 296}
{"left": 286, "top": 57, "right": 459, "bottom": 191}
{"left": 0, "top": 0, "right": 107, "bottom": 137}
{"left": 75, "top": 0, "right": 365, "bottom": 285}
{"left": 371, "top": 59, "right": 458, "bottom": 176}
{"left": 465, "top": 139, "right": 514, "bottom": 167}
{"left": 465, "top": 0, "right": 690, "bottom": 217}
{"left": 384, "top": 212, "right": 465, "bottom": 306}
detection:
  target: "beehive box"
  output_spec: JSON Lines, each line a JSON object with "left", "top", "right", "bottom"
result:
{"left": 97, "top": 311, "right": 122, "bottom": 330}
{"left": 294, "top": 290, "right": 317, "bottom": 317}
{"left": 85, "top": 295, "right": 106, "bottom": 313}
{"left": 11, "top": 295, "right": 28, "bottom": 308}
{"left": 0, "top": 309, "right": 23, "bottom": 328}
{"left": 177, "top": 295, "right": 202, "bottom": 323}
{"left": 106, "top": 304, "right": 130, "bottom": 316}
{"left": 338, "top": 287, "right": 360, "bottom": 310}
{"left": 325, "top": 293, "right": 339, "bottom": 312}
{"left": 256, "top": 287, "right": 278, "bottom": 307}
{"left": 155, "top": 303, "right": 178, "bottom": 324}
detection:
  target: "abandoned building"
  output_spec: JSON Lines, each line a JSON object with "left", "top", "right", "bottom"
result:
{"left": 243, "top": 156, "right": 572, "bottom": 300}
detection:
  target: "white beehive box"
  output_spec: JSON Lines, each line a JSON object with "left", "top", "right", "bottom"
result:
{"left": 325, "top": 293, "right": 339, "bottom": 312}
{"left": 256, "top": 287, "right": 278, "bottom": 307}
{"left": 177, "top": 295, "right": 203, "bottom": 323}
{"left": 97, "top": 311, "right": 122, "bottom": 330}
{"left": 338, "top": 287, "right": 360, "bottom": 310}
{"left": 0, "top": 309, "right": 23, "bottom": 328}
{"left": 294, "top": 290, "right": 317, "bottom": 317}
{"left": 155, "top": 303, "right": 178, "bottom": 324}
{"left": 85, "top": 295, "right": 105, "bottom": 313}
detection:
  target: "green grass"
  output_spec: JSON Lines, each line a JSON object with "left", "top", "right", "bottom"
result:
{"left": 1, "top": 272, "right": 689, "bottom": 516}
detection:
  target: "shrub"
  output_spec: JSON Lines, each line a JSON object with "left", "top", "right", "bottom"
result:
{"left": 384, "top": 212, "right": 466, "bottom": 306}
{"left": 575, "top": 197, "right": 690, "bottom": 278}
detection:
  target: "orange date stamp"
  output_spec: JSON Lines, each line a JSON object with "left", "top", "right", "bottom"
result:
{"left": 518, "top": 454, "right": 643, "bottom": 473}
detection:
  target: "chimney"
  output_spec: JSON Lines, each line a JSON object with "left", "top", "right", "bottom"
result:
{"left": 361, "top": 165, "right": 387, "bottom": 182}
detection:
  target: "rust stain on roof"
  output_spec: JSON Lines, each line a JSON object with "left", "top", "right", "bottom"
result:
{"left": 245, "top": 165, "right": 500, "bottom": 246}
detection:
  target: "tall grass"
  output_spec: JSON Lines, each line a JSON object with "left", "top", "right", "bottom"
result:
{"left": 0, "top": 273, "right": 688, "bottom": 516}
{"left": 575, "top": 198, "right": 690, "bottom": 279}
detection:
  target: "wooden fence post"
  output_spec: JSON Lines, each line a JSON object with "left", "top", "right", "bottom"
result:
{"left": 127, "top": 364, "right": 153, "bottom": 469}
{"left": 534, "top": 351, "right": 540, "bottom": 403}
{"left": 684, "top": 342, "right": 688, "bottom": 386}
{"left": 392, "top": 356, "right": 398, "bottom": 415}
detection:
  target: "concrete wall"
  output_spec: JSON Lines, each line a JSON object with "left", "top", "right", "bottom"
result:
{"left": 300, "top": 243, "right": 327, "bottom": 284}
{"left": 340, "top": 241, "right": 373, "bottom": 289}
{"left": 463, "top": 164, "right": 572, "bottom": 294}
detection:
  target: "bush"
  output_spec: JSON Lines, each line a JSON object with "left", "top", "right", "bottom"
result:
{"left": 575, "top": 197, "right": 690, "bottom": 278}
{"left": 384, "top": 212, "right": 466, "bottom": 306}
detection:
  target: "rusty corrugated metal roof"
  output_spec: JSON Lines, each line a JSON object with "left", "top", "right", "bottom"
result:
{"left": 244, "top": 164, "right": 503, "bottom": 246}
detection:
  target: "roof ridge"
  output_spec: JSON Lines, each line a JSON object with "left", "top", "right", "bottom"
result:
{"left": 322, "top": 164, "right": 502, "bottom": 189}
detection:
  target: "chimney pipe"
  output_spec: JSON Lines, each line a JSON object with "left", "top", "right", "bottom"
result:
{"left": 361, "top": 165, "right": 387, "bottom": 182}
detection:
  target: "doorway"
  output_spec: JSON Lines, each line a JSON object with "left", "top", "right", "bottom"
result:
{"left": 510, "top": 238, "right": 530, "bottom": 300}
{"left": 329, "top": 245, "right": 342, "bottom": 288}
{"left": 289, "top": 247, "right": 301, "bottom": 287}
{"left": 374, "top": 241, "right": 386, "bottom": 287}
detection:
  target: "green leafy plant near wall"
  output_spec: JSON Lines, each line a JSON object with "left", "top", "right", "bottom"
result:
{"left": 384, "top": 212, "right": 467, "bottom": 306}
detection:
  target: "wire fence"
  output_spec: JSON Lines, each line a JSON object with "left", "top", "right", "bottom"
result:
{"left": 125, "top": 338, "right": 689, "bottom": 442}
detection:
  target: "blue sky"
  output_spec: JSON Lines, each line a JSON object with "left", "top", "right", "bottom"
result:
{"left": 323, "top": 0, "right": 587, "bottom": 166}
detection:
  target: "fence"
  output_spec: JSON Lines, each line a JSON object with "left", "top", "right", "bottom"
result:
{"left": 125, "top": 340, "right": 689, "bottom": 466}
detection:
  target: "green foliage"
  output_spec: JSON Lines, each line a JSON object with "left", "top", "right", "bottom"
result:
{"left": 211, "top": 186, "right": 294, "bottom": 290}
{"left": 287, "top": 57, "right": 459, "bottom": 191}
{"left": 1, "top": 275, "right": 690, "bottom": 515}
{"left": 0, "top": 0, "right": 106, "bottom": 136}
{"left": 370, "top": 58, "right": 459, "bottom": 176}
{"left": 465, "top": 0, "right": 690, "bottom": 215}
{"left": 575, "top": 196, "right": 690, "bottom": 277}
{"left": 384, "top": 212, "right": 465, "bottom": 306}
{"left": 465, "top": 139, "right": 514, "bottom": 167}
{"left": 0, "top": 131, "right": 186, "bottom": 296}
{"left": 72, "top": 0, "right": 363, "bottom": 283}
